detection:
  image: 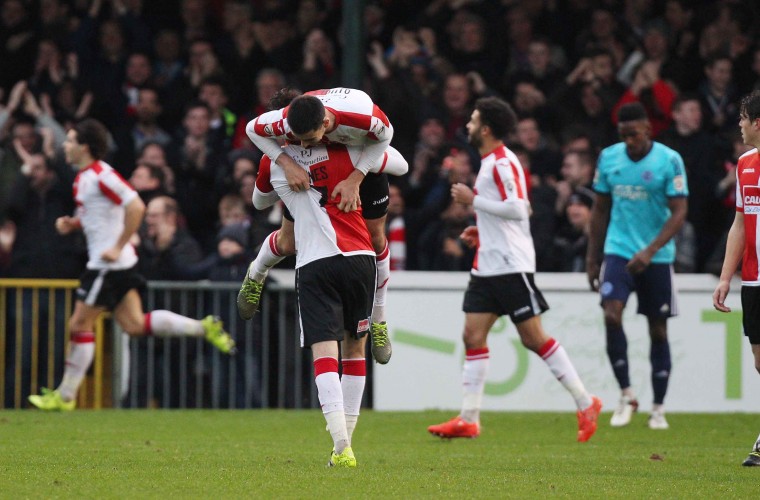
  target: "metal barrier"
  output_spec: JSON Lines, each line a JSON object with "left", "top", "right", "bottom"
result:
{"left": 0, "top": 277, "right": 353, "bottom": 410}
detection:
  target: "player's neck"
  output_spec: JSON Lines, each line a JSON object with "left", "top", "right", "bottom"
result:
{"left": 74, "top": 155, "right": 96, "bottom": 170}
{"left": 479, "top": 138, "right": 503, "bottom": 156}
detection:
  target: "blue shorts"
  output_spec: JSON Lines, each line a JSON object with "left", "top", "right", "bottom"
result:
{"left": 599, "top": 255, "right": 677, "bottom": 318}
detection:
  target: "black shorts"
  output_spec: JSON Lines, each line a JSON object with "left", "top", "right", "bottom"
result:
{"left": 462, "top": 273, "right": 549, "bottom": 324}
{"left": 76, "top": 266, "right": 146, "bottom": 310}
{"left": 282, "top": 173, "right": 389, "bottom": 222}
{"left": 599, "top": 255, "right": 677, "bottom": 318}
{"left": 741, "top": 286, "right": 760, "bottom": 344}
{"left": 296, "top": 254, "right": 376, "bottom": 347}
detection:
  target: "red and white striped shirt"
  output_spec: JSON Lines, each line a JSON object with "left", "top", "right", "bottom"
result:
{"left": 256, "top": 143, "right": 374, "bottom": 268}
{"left": 73, "top": 160, "right": 139, "bottom": 270}
{"left": 736, "top": 148, "right": 760, "bottom": 285}
{"left": 246, "top": 88, "right": 392, "bottom": 175}
{"left": 471, "top": 145, "right": 534, "bottom": 276}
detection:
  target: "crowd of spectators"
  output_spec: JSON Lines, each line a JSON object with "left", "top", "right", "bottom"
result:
{"left": 1, "top": 0, "right": 760, "bottom": 280}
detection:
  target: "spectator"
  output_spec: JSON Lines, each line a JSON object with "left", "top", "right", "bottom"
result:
{"left": 612, "top": 60, "right": 677, "bottom": 138}
{"left": 198, "top": 76, "right": 237, "bottom": 147}
{"left": 0, "top": 0, "right": 37, "bottom": 93}
{"left": 231, "top": 68, "right": 286, "bottom": 150}
{"left": 551, "top": 188, "right": 594, "bottom": 272}
{"left": 554, "top": 150, "right": 596, "bottom": 217}
{"left": 515, "top": 115, "right": 562, "bottom": 186}
{"left": 129, "top": 162, "right": 168, "bottom": 204}
{"left": 698, "top": 53, "right": 740, "bottom": 134}
{"left": 113, "top": 87, "right": 172, "bottom": 177}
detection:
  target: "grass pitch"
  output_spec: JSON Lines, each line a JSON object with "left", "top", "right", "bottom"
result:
{"left": 1, "top": 410, "right": 758, "bottom": 498}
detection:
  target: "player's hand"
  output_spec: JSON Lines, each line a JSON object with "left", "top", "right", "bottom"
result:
{"left": 586, "top": 261, "right": 601, "bottom": 291}
{"left": 332, "top": 177, "right": 361, "bottom": 212}
{"left": 55, "top": 216, "right": 79, "bottom": 235}
{"left": 101, "top": 246, "right": 121, "bottom": 262}
{"left": 712, "top": 280, "right": 732, "bottom": 312}
{"left": 280, "top": 156, "right": 310, "bottom": 192}
{"left": 626, "top": 249, "right": 653, "bottom": 274}
{"left": 460, "top": 225, "right": 479, "bottom": 248}
{"left": 451, "top": 183, "right": 474, "bottom": 205}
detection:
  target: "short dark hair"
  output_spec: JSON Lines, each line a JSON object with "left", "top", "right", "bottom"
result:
{"left": 740, "top": 90, "right": 760, "bottom": 121}
{"left": 474, "top": 96, "right": 517, "bottom": 139}
{"left": 671, "top": 92, "right": 700, "bottom": 112}
{"left": 287, "top": 95, "right": 325, "bottom": 135}
{"left": 74, "top": 119, "right": 109, "bottom": 160}
{"left": 268, "top": 87, "right": 302, "bottom": 111}
{"left": 136, "top": 162, "right": 166, "bottom": 184}
{"left": 617, "top": 102, "right": 648, "bottom": 123}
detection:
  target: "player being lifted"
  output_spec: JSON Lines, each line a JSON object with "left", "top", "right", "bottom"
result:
{"left": 238, "top": 87, "right": 407, "bottom": 364}
{"left": 427, "top": 97, "right": 602, "bottom": 442}
{"left": 255, "top": 138, "right": 386, "bottom": 467}
{"left": 28, "top": 119, "right": 235, "bottom": 411}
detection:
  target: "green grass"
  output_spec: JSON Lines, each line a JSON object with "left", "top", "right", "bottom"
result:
{"left": 1, "top": 410, "right": 758, "bottom": 498}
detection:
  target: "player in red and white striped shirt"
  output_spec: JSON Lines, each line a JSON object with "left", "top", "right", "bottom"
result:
{"left": 240, "top": 88, "right": 405, "bottom": 364}
{"left": 28, "top": 119, "right": 235, "bottom": 412}
{"left": 427, "top": 97, "right": 601, "bottom": 442}
{"left": 712, "top": 90, "right": 760, "bottom": 467}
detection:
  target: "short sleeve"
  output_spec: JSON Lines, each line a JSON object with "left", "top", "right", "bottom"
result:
{"left": 665, "top": 152, "right": 689, "bottom": 197}
{"left": 593, "top": 149, "right": 611, "bottom": 194}
{"left": 98, "top": 170, "right": 137, "bottom": 206}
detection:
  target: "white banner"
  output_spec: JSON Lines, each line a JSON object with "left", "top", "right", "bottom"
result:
{"left": 374, "top": 272, "right": 760, "bottom": 413}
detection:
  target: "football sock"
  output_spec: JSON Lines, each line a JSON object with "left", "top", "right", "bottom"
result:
{"left": 650, "top": 338, "right": 671, "bottom": 405}
{"left": 461, "top": 348, "right": 489, "bottom": 423}
{"left": 752, "top": 432, "right": 760, "bottom": 452}
{"left": 373, "top": 242, "right": 390, "bottom": 323}
{"left": 539, "top": 338, "right": 593, "bottom": 410}
{"left": 341, "top": 359, "right": 366, "bottom": 442}
{"left": 145, "top": 311, "right": 203, "bottom": 336}
{"left": 58, "top": 331, "right": 95, "bottom": 401}
{"left": 606, "top": 325, "right": 630, "bottom": 390}
{"left": 250, "top": 230, "right": 285, "bottom": 282}
{"left": 314, "top": 357, "right": 348, "bottom": 453}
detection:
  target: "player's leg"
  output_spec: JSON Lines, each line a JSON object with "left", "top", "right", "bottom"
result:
{"left": 428, "top": 311, "right": 495, "bottom": 438}
{"left": 743, "top": 344, "right": 760, "bottom": 466}
{"left": 740, "top": 287, "right": 760, "bottom": 465}
{"left": 28, "top": 300, "right": 102, "bottom": 410}
{"left": 361, "top": 173, "right": 392, "bottom": 364}
{"left": 113, "top": 289, "right": 235, "bottom": 353}
{"left": 600, "top": 256, "right": 638, "bottom": 426}
{"left": 636, "top": 263, "right": 676, "bottom": 430}
{"left": 509, "top": 273, "right": 601, "bottom": 442}
{"left": 237, "top": 217, "right": 294, "bottom": 320}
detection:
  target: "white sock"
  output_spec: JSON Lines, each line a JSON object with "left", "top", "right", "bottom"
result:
{"left": 250, "top": 230, "right": 286, "bottom": 282}
{"left": 314, "top": 357, "right": 349, "bottom": 453}
{"left": 373, "top": 242, "right": 390, "bottom": 323}
{"left": 146, "top": 311, "right": 203, "bottom": 337}
{"left": 341, "top": 358, "right": 366, "bottom": 442}
{"left": 461, "top": 347, "right": 489, "bottom": 423}
{"left": 58, "top": 331, "right": 95, "bottom": 401}
{"left": 753, "top": 432, "right": 760, "bottom": 452}
{"left": 539, "top": 338, "right": 592, "bottom": 410}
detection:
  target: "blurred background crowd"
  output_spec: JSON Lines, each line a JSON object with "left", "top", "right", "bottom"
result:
{"left": 1, "top": 0, "right": 759, "bottom": 282}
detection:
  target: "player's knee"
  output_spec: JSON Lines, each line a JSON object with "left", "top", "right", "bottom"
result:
{"left": 276, "top": 231, "right": 296, "bottom": 255}
{"left": 462, "top": 328, "right": 486, "bottom": 350}
{"left": 68, "top": 315, "right": 88, "bottom": 333}
{"left": 754, "top": 359, "right": 760, "bottom": 376}
{"left": 602, "top": 310, "right": 622, "bottom": 330}
{"left": 371, "top": 233, "right": 386, "bottom": 254}
{"left": 121, "top": 316, "right": 146, "bottom": 336}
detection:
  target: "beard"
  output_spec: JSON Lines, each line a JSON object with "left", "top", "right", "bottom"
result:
{"left": 468, "top": 130, "right": 481, "bottom": 149}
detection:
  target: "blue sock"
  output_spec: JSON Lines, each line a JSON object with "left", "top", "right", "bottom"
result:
{"left": 650, "top": 339, "right": 671, "bottom": 405}
{"left": 606, "top": 326, "right": 630, "bottom": 390}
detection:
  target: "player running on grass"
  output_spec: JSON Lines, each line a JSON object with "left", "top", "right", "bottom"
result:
{"left": 427, "top": 97, "right": 602, "bottom": 442}
{"left": 255, "top": 139, "right": 381, "bottom": 467}
{"left": 239, "top": 88, "right": 406, "bottom": 364}
{"left": 28, "top": 119, "right": 234, "bottom": 411}
{"left": 712, "top": 90, "right": 760, "bottom": 467}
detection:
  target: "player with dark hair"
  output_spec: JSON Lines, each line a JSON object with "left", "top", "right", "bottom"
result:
{"left": 28, "top": 119, "right": 235, "bottom": 411}
{"left": 241, "top": 88, "right": 407, "bottom": 364}
{"left": 586, "top": 102, "right": 688, "bottom": 430}
{"left": 712, "top": 90, "right": 760, "bottom": 467}
{"left": 427, "top": 97, "right": 602, "bottom": 442}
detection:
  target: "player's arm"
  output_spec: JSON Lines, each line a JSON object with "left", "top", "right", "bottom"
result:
{"left": 251, "top": 155, "right": 281, "bottom": 210}
{"left": 713, "top": 211, "right": 745, "bottom": 312}
{"left": 102, "top": 196, "right": 145, "bottom": 262}
{"left": 55, "top": 215, "right": 82, "bottom": 234}
{"left": 586, "top": 193, "right": 611, "bottom": 291}
{"left": 367, "top": 146, "right": 409, "bottom": 176}
{"left": 626, "top": 196, "right": 687, "bottom": 274}
{"left": 246, "top": 114, "right": 310, "bottom": 192}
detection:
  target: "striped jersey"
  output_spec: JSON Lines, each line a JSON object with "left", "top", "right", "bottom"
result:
{"left": 73, "top": 160, "right": 139, "bottom": 270}
{"left": 736, "top": 148, "right": 760, "bottom": 285}
{"left": 256, "top": 143, "right": 374, "bottom": 268}
{"left": 246, "top": 88, "right": 392, "bottom": 175}
{"left": 471, "top": 144, "right": 534, "bottom": 276}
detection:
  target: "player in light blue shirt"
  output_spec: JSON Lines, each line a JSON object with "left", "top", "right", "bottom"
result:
{"left": 586, "top": 102, "right": 688, "bottom": 431}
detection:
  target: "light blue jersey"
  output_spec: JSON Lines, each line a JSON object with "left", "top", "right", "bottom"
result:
{"left": 593, "top": 141, "right": 688, "bottom": 263}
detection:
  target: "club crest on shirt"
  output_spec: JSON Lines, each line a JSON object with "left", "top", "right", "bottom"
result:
{"left": 641, "top": 170, "right": 653, "bottom": 182}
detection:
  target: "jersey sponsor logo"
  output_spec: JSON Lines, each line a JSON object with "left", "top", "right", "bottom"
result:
{"left": 612, "top": 184, "right": 649, "bottom": 200}
{"left": 744, "top": 168, "right": 755, "bottom": 173}
{"left": 744, "top": 186, "right": 760, "bottom": 213}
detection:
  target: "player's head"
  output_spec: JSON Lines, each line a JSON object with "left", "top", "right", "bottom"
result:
{"left": 467, "top": 97, "right": 517, "bottom": 148}
{"left": 617, "top": 102, "right": 651, "bottom": 157}
{"left": 739, "top": 90, "right": 760, "bottom": 146}
{"left": 287, "top": 95, "right": 328, "bottom": 147}
{"left": 65, "top": 119, "right": 109, "bottom": 166}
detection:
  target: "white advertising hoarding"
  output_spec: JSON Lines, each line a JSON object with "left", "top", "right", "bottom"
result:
{"left": 374, "top": 272, "right": 760, "bottom": 413}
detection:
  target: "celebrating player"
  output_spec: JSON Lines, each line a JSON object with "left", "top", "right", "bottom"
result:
{"left": 28, "top": 119, "right": 235, "bottom": 411}
{"left": 427, "top": 97, "right": 602, "bottom": 442}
